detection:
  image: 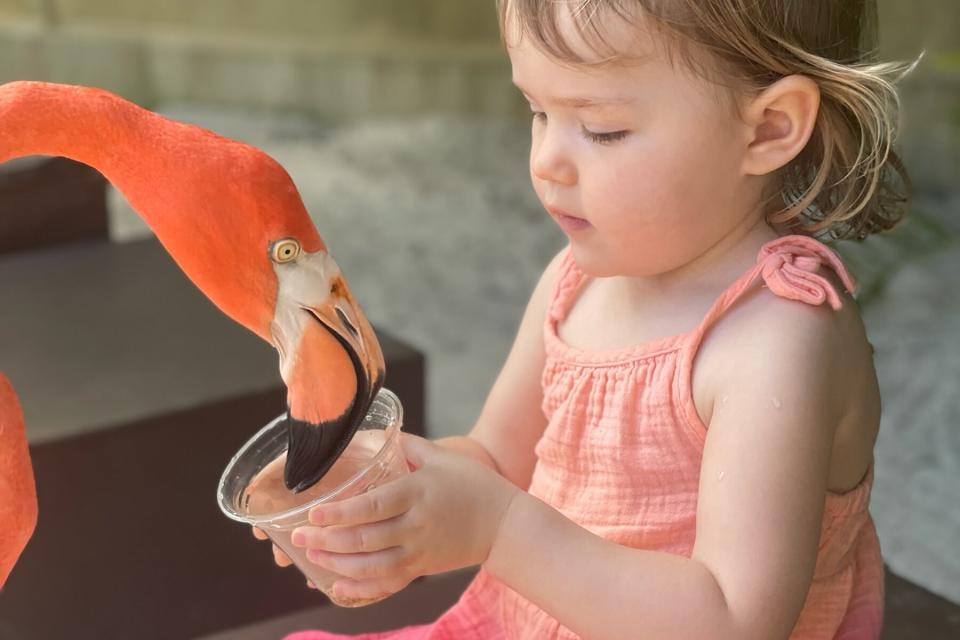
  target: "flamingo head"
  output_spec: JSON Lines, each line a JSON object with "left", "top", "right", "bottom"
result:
{"left": 155, "top": 168, "right": 386, "bottom": 493}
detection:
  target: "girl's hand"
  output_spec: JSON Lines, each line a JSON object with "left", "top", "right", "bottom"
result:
{"left": 289, "top": 433, "right": 519, "bottom": 602}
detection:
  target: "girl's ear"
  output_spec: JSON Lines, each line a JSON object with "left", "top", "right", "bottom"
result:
{"left": 740, "top": 75, "right": 821, "bottom": 177}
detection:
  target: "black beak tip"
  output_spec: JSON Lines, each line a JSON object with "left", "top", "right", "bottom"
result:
{"left": 282, "top": 378, "right": 384, "bottom": 493}
{"left": 283, "top": 462, "right": 327, "bottom": 494}
{"left": 283, "top": 417, "right": 345, "bottom": 493}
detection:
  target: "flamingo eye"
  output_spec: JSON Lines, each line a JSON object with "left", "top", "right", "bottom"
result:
{"left": 271, "top": 239, "right": 301, "bottom": 263}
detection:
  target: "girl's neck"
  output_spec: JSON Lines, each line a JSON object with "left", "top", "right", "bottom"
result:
{"left": 611, "top": 217, "right": 781, "bottom": 304}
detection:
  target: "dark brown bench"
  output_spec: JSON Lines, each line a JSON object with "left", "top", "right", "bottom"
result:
{"left": 0, "top": 159, "right": 427, "bottom": 639}
{"left": 0, "top": 157, "right": 109, "bottom": 255}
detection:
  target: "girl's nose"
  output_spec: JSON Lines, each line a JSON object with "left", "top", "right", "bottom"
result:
{"left": 531, "top": 127, "right": 577, "bottom": 186}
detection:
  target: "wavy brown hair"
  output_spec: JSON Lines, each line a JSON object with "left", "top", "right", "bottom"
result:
{"left": 498, "top": 0, "right": 917, "bottom": 241}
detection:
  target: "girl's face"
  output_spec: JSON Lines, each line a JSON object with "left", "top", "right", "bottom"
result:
{"left": 507, "top": 18, "right": 764, "bottom": 279}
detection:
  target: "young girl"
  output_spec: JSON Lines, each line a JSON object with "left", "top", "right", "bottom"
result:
{"left": 266, "top": 1, "right": 914, "bottom": 637}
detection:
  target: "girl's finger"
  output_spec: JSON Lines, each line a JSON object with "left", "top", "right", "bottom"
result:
{"left": 398, "top": 433, "right": 437, "bottom": 469}
{"left": 309, "top": 477, "right": 417, "bottom": 527}
{"left": 293, "top": 514, "right": 406, "bottom": 554}
{"left": 306, "top": 546, "right": 407, "bottom": 581}
{"left": 252, "top": 526, "right": 268, "bottom": 540}
{"left": 273, "top": 544, "right": 293, "bottom": 567}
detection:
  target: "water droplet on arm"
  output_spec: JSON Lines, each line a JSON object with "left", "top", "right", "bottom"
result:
{"left": 772, "top": 397, "right": 782, "bottom": 410}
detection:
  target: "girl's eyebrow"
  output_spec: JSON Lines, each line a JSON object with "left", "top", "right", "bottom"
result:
{"left": 513, "top": 82, "right": 634, "bottom": 108}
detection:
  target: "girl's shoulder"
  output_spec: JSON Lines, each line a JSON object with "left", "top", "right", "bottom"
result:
{"left": 692, "top": 262, "right": 880, "bottom": 493}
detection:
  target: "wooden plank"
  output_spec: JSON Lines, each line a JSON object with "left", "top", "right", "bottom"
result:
{"left": 0, "top": 157, "right": 109, "bottom": 255}
{"left": 197, "top": 568, "right": 479, "bottom": 640}
{"left": 0, "top": 371, "right": 424, "bottom": 640}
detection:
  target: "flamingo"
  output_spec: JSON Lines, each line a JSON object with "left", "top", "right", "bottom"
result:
{"left": 0, "top": 80, "right": 385, "bottom": 588}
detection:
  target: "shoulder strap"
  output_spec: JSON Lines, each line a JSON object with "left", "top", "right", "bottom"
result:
{"left": 547, "top": 245, "right": 587, "bottom": 325}
{"left": 675, "top": 235, "right": 858, "bottom": 444}
{"left": 695, "top": 234, "right": 857, "bottom": 336}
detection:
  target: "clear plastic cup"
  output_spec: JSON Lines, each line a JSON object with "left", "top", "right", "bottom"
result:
{"left": 217, "top": 388, "right": 409, "bottom": 607}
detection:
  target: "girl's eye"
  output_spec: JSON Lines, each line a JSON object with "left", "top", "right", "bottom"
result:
{"left": 528, "top": 109, "right": 628, "bottom": 145}
{"left": 581, "top": 127, "right": 629, "bottom": 145}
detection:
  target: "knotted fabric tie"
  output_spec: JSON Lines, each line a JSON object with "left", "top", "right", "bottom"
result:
{"left": 757, "top": 236, "right": 857, "bottom": 311}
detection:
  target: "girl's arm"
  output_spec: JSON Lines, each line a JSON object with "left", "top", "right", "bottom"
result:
{"left": 484, "top": 293, "right": 845, "bottom": 640}
{"left": 435, "top": 248, "right": 566, "bottom": 488}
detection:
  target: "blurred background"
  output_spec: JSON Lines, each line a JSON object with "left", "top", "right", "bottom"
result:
{"left": 0, "top": 0, "right": 957, "bottom": 638}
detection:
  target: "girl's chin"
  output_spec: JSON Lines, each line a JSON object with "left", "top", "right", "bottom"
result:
{"left": 568, "top": 243, "right": 621, "bottom": 279}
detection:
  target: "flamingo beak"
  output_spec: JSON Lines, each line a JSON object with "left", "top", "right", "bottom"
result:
{"left": 276, "top": 276, "right": 385, "bottom": 493}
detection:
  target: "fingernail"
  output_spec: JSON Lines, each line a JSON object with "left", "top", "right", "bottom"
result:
{"left": 309, "top": 509, "right": 324, "bottom": 525}
{"left": 292, "top": 530, "right": 306, "bottom": 546}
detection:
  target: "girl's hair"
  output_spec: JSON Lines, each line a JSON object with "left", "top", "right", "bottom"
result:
{"left": 498, "top": 0, "right": 917, "bottom": 241}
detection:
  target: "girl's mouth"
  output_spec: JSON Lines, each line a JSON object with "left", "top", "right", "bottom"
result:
{"left": 547, "top": 206, "right": 592, "bottom": 233}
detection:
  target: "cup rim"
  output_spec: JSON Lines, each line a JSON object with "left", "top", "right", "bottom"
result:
{"left": 217, "top": 387, "right": 403, "bottom": 527}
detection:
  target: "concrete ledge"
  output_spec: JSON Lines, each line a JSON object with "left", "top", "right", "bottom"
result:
{"left": 0, "top": 22, "right": 44, "bottom": 82}
{"left": 46, "top": 0, "right": 501, "bottom": 43}
{"left": 0, "top": 22, "right": 521, "bottom": 118}
{"left": 0, "top": 0, "right": 43, "bottom": 21}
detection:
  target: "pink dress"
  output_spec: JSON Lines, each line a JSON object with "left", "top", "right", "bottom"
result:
{"left": 286, "top": 235, "right": 885, "bottom": 640}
